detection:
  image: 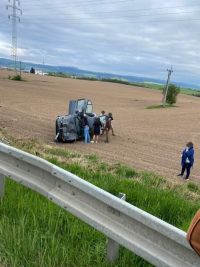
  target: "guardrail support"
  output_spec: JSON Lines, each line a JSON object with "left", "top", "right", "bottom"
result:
{"left": 0, "top": 174, "right": 5, "bottom": 198}
{"left": 106, "top": 193, "right": 126, "bottom": 262}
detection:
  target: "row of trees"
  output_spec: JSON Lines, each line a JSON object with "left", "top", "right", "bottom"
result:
{"left": 30, "top": 66, "right": 179, "bottom": 105}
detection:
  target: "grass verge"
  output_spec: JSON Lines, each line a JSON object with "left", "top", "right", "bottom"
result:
{"left": 146, "top": 104, "right": 177, "bottom": 109}
{"left": 0, "top": 137, "right": 200, "bottom": 266}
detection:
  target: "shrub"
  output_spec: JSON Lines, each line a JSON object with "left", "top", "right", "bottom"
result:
{"left": 10, "top": 75, "right": 23, "bottom": 81}
{"left": 163, "top": 84, "right": 180, "bottom": 105}
{"left": 192, "top": 93, "right": 200, "bottom": 97}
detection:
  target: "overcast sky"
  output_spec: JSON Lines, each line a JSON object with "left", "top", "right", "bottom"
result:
{"left": 1, "top": 0, "right": 200, "bottom": 84}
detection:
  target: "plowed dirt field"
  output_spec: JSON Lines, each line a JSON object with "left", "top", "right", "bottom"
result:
{"left": 1, "top": 70, "right": 200, "bottom": 182}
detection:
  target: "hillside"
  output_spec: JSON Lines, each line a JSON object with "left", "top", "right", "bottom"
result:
{"left": 1, "top": 57, "right": 200, "bottom": 90}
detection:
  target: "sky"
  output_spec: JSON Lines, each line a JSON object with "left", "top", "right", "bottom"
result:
{"left": 1, "top": 0, "right": 200, "bottom": 84}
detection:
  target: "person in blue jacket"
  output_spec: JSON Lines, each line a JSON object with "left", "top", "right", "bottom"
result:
{"left": 178, "top": 142, "right": 194, "bottom": 180}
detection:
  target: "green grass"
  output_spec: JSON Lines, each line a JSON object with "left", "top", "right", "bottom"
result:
{"left": 46, "top": 72, "right": 200, "bottom": 96}
{"left": 146, "top": 104, "right": 176, "bottom": 109}
{"left": 187, "top": 182, "right": 200, "bottom": 193}
{"left": 47, "top": 72, "right": 71, "bottom": 78}
{"left": 85, "top": 154, "right": 99, "bottom": 163}
{"left": 45, "top": 147, "right": 79, "bottom": 159}
{"left": 1, "top": 141, "right": 200, "bottom": 266}
{"left": 113, "top": 163, "right": 137, "bottom": 178}
{"left": 179, "top": 87, "right": 200, "bottom": 96}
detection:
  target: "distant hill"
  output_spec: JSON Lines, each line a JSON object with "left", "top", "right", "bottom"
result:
{"left": 1, "top": 57, "right": 200, "bottom": 90}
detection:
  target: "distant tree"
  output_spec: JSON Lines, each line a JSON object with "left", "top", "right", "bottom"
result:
{"left": 30, "top": 67, "right": 35, "bottom": 74}
{"left": 11, "top": 75, "right": 22, "bottom": 81}
{"left": 8, "top": 74, "right": 24, "bottom": 81}
{"left": 164, "top": 84, "right": 180, "bottom": 105}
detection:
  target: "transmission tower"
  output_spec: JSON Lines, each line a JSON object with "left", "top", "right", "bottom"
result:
{"left": 7, "top": 0, "right": 22, "bottom": 71}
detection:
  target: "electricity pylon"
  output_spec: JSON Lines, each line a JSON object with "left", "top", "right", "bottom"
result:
{"left": 7, "top": 0, "right": 22, "bottom": 71}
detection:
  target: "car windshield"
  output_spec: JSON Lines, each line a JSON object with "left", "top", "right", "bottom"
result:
{"left": 77, "top": 99, "right": 85, "bottom": 112}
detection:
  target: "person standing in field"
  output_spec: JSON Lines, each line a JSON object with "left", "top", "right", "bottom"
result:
{"left": 104, "top": 112, "right": 114, "bottom": 143}
{"left": 99, "top": 110, "right": 106, "bottom": 135}
{"left": 177, "top": 142, "right": 194, "bottom": 180}
{"left": 80, "top": 113, "right": 90, "bottom": 144}
{"left": 108, "top": 112, "right": 115, "bottom": 136}
{"left": 91, "top": 116, "right": 102, "bottom": 143}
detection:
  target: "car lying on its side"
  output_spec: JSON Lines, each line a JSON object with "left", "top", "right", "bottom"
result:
{"left": 55, "top": 98, "right": 96, "bottom": 142}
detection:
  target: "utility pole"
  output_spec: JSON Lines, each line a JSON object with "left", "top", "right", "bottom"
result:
{"left": 163, "top": 66, "right": 173, "bottom": 107}
{"left": 19, "top": 61, "right": 22, "bottom": 76}
{"left": 7, "top": 0, "right": 22, "bottom": 71}
{"left": 42, "top": 55, "right": 45, "bottom": 75}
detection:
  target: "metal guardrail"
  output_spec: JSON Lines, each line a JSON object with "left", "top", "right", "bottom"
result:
{"left": 0, "top": 142, "right": 200, "bottom": 267}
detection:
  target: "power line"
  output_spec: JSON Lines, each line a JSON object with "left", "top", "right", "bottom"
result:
{"left": 22, "top": 2, "right": 200, "bottom": 12}
{"left": 21, "top": 2, "right": 200, "bottom": 25}
{"left": 22, "top": 0, "right": 135, "bottom": 8}
{"left": 7, "top": 0, "right": 22, "bottom": 70}
{"left": 20, "top": 16, "right": 200, "bottom": 26}
{"left": 21, "top": 9, "right": 200, "bottom": 21}
{"left": 20, "top": 1, "right": 200, "bottom": 30}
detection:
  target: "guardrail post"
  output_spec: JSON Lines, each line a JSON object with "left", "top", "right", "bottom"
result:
{"left": 0, "top": 174, "right": 5, "bottom": 198}
{"left": 106, "top": 192, "right": 126, "bottom": 263}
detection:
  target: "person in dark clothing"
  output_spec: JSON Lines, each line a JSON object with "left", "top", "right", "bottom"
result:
{"left": 91, "top": 117, "right": 102, "bottom": 143}
{"left": 177, "top": 142, "right": 194, "bottom": 180}
{"left": 104, "top": 113, "right": 114, "bottom": 143}
{"left": 108, "top": 112, "right": 115, "bottom": 136}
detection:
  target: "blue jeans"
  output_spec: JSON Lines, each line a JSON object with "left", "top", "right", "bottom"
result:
{"left": 84, "top": 126, "right": 90, "bottom": 143}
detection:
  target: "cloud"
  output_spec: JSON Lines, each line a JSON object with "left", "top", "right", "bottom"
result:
{"left": 0, "top": 39, "right": 10, "bottom": 56}
{"left": 1, "top": 0, "right": 200, "bottom": 84}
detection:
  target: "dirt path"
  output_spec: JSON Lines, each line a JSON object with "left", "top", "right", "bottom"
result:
{"left": 1, "top": 70, "right": 200, "bottom": 182}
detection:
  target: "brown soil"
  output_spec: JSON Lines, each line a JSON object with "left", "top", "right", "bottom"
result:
{"left": 0, "top": 70, "right": 200, "bottom": 182}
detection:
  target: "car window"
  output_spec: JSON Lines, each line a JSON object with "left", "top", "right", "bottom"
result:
{"left": 86, "top": 101, "right": 93, "bottom": 113}
{"left": 77, "top": 99, "right": 85, "bottom": 111}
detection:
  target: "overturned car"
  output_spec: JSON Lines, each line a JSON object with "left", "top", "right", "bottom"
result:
{"left": 55, "top": 99, "right": 96, "bottom": 142}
